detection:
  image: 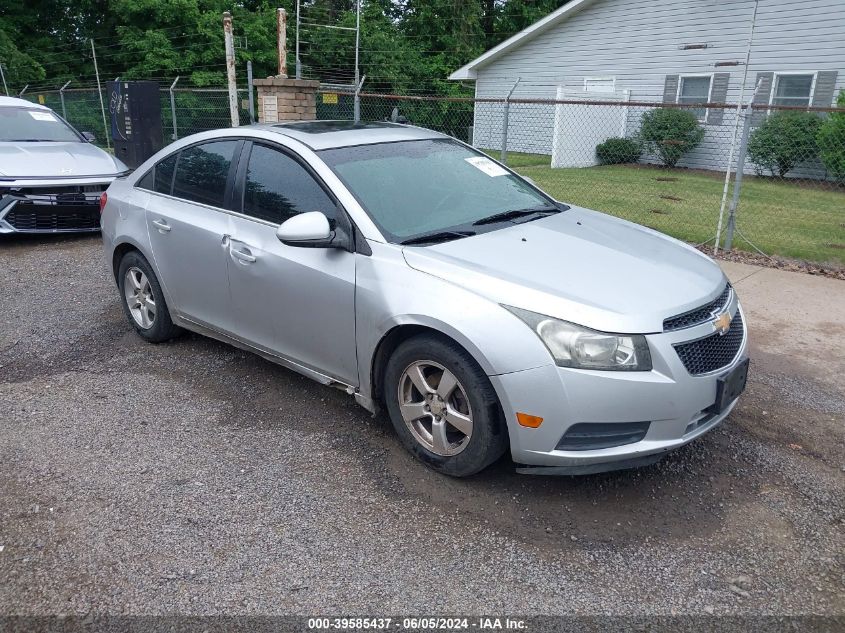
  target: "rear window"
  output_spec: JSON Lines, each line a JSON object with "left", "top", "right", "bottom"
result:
{"left": 136, "top": 169, "right": 154, "bottom": 191}
{"left": 172, "top": 141, "right": 238, "bottom": 208}
{"left": 153, "top": 154, "right": 177, "bottom": 195}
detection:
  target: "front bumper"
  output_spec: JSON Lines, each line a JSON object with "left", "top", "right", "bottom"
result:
{"left": 491, "top": 303, "right": 748, "bottom": 475}
{"left": 0, "top": 177, "right": 117, "bottom": 234}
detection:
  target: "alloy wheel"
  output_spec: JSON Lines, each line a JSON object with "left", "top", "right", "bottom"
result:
{"left": 397, "top": 360, "right": 474, "bottom": 456}
{"left": 123, "top": 267, "right": 156, "bottom": 329}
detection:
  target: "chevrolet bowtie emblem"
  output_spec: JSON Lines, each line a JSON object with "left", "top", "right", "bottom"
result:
{"left": 713, "top": 311, "right": 732, "bottom": 335}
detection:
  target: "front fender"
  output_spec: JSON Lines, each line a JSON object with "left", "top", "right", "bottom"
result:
{"left": 356, "top": 242, "right": 553, "bottom": 402}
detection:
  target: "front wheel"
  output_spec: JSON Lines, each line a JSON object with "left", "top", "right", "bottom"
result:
{"left": 383, "top": 334, "right": 508, "bottom": 477}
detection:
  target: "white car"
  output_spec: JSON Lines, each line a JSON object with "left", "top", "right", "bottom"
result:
{"left": 0, "top": 96, "right": 128, "bottom": 234}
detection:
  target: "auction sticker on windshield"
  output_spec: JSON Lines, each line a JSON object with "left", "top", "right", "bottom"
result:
{"left": 465, "top": 156, "right": 508, "bottom": 177}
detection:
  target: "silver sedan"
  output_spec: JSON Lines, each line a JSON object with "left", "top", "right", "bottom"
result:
{"left": 100, "top": 121, "right": 748, "bottom": 477}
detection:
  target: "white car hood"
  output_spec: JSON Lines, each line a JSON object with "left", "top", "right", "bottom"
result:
{"left": 0, "top": 141, "right": 126, "bottom": 178}
{"left": 402, "top": 207, "right": 726, "bottom": 334}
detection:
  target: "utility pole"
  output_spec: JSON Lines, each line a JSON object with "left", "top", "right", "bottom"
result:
{"left": 295, "top": 0, "right": 301, "bottom": 80}
{"left": 223, "top": 12, "right": 240, "bottom": 128}
{"left": 91, "top": 39, "right": 110, "bottom": 149}
{"left": 0, "top": 63, "right": 8, "bottom": 96}
{"left": 277, "top": 8, "right": 288, "bottom": 77}
{"left": 353, "top": 0, "right": 361, "bottom": 122}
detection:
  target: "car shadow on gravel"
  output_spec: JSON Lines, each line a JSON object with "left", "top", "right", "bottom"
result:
{"left": 163, "top": 333, "right": 767, "bottom": 552}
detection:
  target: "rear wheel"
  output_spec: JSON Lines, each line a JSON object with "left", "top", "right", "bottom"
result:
{"left": 117, "top": 251, "right": 181, "bottom": 343}
{"left": 384, "top": 334, "right": 507, "bottom": 477}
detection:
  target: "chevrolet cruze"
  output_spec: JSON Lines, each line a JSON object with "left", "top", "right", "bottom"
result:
{"left": 100, "top": 121, "right": 749, "bottom": 477}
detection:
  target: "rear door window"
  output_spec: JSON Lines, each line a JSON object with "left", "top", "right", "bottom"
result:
{"left": 172, "top": 140, "right": 238, "bottom": 208}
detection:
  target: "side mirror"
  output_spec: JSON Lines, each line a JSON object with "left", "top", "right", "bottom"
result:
{"left": 81, "top": 131, "right": 97, "bottom": 143}
{"left": 276, "top": 211, "right": 334, "bottom": 248}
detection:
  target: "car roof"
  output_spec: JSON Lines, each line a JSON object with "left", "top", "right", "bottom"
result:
{"left": 0, "top": 96, "right": 51, "bottom": 110}
{"left": 255, "top": 120, "right": 447, "bottom": 150}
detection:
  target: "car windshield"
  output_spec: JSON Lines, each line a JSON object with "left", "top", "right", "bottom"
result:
{"left": 319, "top": 138, "right": 559, "bottom": 243}
{"left": 0, "top": 107, "right": 82, "bottom": 142}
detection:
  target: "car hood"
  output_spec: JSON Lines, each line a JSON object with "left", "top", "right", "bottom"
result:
{"left": 402, "top": 207, "right": 726, "bottom": 334}
{"left": 0, "top": 141, "right": 127, "bottom": 178}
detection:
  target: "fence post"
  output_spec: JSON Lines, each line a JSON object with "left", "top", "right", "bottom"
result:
{"left": 169, "top": 76, "right": 180, "bottom": 140}
{"left": 724, "top": 100, "right": 754, "bottom": 251}
{"left": 500, "top": 78, "right": 521, "bottom": 164}
{"left": 58, "top": 80, "right": 71, "bottom": 119}
{"left": 90, "top": 38, "right": 110, "bottom": 150}
{"left": 246, "top": 61, "right": 255, "bottom": 124}
{"left": 0, "top": 63, "right": 8, "bottom": 96}
{"left": 354, "top": 75, "right": 365, "bottom": 123}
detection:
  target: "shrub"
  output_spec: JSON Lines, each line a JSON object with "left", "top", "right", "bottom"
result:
{"left": 638, "top": 108, "right": 705, "bottom": 167}
{"left": 595, "top": 137, "right": 642, "bottom": 165}
{"left": 817, "top": 90, "right": 845, "bottom": 182}
{"left": 747, "top": 110, "right": 821, "bottom": 177}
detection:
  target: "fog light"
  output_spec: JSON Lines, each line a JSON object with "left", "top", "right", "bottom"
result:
{"left": 516, "top": 412, "right": 543, "bottom": 428}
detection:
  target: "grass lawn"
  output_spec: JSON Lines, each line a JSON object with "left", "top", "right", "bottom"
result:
{"left": 483, "top": 151, "right": 845, "bottom": 266}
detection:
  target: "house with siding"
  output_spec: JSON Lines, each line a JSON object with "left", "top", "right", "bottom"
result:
{"left": 449, "top": 0, "right": 844, "bottom": 172}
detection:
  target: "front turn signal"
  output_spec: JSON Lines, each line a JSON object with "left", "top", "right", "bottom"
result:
{"left": 516, "top": 412, "right": 544, "bottom": 428}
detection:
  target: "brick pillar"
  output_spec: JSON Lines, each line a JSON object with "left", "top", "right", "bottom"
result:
{"left": 253, "top": 78, "right": 319, "bottom": 123}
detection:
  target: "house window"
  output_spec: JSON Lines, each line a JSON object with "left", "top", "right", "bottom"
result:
{"left": 584, "top": 77, "right": 616, "bottom": 93}
{"left": 677, "top": 75, "right": 712, "bottom": 121}
{"left": 771, "top": 74, "right": 815, "bottom": 107}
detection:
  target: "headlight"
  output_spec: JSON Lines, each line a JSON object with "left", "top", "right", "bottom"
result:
{"left": 504, "top": 306, "right": 652, "bottom": 371}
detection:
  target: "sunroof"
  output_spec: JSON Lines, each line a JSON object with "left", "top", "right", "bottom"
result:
{"left": 271, "top": 121, "right": 403, "bottom": 134}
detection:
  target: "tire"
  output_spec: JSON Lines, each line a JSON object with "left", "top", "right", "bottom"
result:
{"left": 383, "top": 334, "right": 508, "bottom": 477}
{"left": 117, "top": 250, "right": 182, "bottom": 343}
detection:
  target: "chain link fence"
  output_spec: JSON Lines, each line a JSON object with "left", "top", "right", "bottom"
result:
{"left": 18, "top": 83, "right": 845, "bottom": 267}
{"left": 21, "top": 86, "right": 252, "bottom": 148}
{"left": 341, "top": 92, "right": 845, "bottom": 267}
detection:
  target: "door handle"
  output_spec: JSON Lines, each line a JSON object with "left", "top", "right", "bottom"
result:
{"left": 152, "top": 219, "right": 171, "bottom": 233}
{"left": 231, "top": 248, "right": 257, "bottom": 264}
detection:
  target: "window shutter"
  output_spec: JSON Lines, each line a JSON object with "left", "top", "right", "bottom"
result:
{"left": 750, "top": 72, "right": 773, "bottom": 126}
{"left": 663, "top": 75, "right": 679, "bottom": 103}
{"left": 708, "top": 73, "right": 731, "bottom": 125}
{"left": 811, "top": 71, "right": 838, "bottom": 108}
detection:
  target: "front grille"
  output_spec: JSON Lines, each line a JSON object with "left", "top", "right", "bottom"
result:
{"left": 556, "top": 421, "right": 651, "bottom": 451}
{"left": 663, "top": 284, "right": 732, "bottom": 332}
{"left": 674, "top": 311, "right": 744, "bottom": 375}
{"left": 4, "top": 205, "right": 101, "bottom": 231}
{"left": 1, "top": 185, "right": 104, "bottom": 232}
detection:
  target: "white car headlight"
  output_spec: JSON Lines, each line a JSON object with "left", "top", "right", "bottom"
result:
{"left": 504, "top": 306, "right": 652, "bottom": 371}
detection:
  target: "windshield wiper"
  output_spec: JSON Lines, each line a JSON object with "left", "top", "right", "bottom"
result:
{"left": 400, "top": 230, "right": 476, "bottom": 246}
{"left": 472, "top": 205, "right": 561, "bottom": 226}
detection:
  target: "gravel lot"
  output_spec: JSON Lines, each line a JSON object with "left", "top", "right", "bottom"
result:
{"left": 1, "top": 235, "right": 843, "bottom": 619}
